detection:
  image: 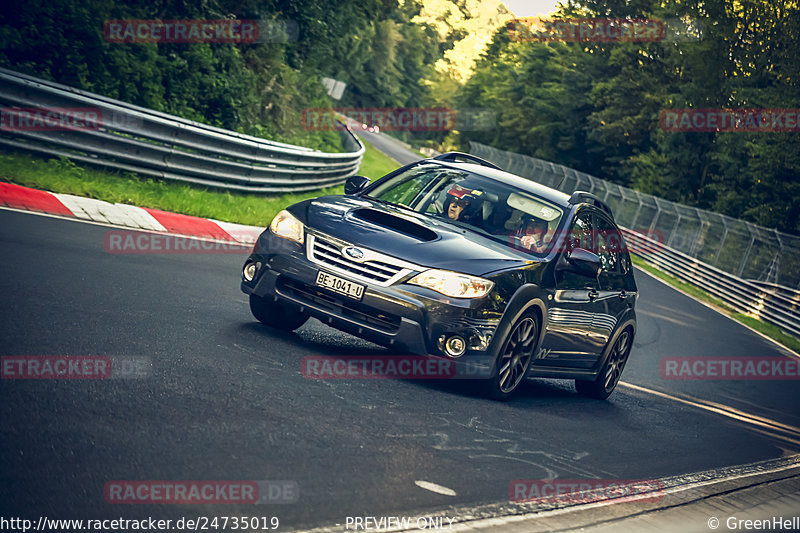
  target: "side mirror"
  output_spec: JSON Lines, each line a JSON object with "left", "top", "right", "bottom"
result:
{"left": 344, "top": 175, "right": 371, "bottom": 195}
{"left": 565, "top": 248, "right": 601, "bottom": 277}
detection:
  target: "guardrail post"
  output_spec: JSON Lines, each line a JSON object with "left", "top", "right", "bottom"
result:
{"left": 690, "top": 211, "right": 708, "bottom": 257}
{"left": 712, "top": 218, "right": 729, "bottom": 267}
{"left": 667, "top": 213, "right": 682, "bottom": 250}
{"left": 737, "top": 223, "right": 757, "bottom": 278}
{"left": 630, "top": 191, "right": 644, "bottom": 228}
{"left": 648, "top": 198, "right": 662, "bottom": 234}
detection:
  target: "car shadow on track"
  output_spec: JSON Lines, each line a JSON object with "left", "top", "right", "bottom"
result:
{"left": 409, "top": 376, "right": 606, "bottom": 404}
{"left": 237, "top": 320, "right": 629, "bottom": 408}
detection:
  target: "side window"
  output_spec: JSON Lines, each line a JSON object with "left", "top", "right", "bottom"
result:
{"left": 567, "top": 211, "right": 594, "bottom": 253}
{"left": 379, "top": 176, "right": 425, "bottom": 206}
{"left": 371, "top": 167, "right": 445, "bottom": 208}
{"left": 595, "top": 215, "right": 621, "bottom": 273}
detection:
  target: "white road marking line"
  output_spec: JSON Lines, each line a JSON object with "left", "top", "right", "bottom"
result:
{"left": 620, "top": 381, "right": 800, "bottom": 445}
{"left": 415, "top": 480, "right": 457, "bottom": 496}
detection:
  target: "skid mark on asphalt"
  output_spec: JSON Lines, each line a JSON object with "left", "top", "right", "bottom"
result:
{"left": 388, "top": 414, "right": 617, "bottom": 481}
{"left": 311, "top": 376, "right": 403, "bottom": 411}
{"left": 621, "top": 382, "right": 800, "bottom": 447}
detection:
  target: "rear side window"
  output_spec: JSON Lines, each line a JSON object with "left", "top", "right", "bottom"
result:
{"left": 567, "top": 212, "right": 594, "bottom": 253}
{"left": 595, "top": 215, "right": 629, "bottom": 274}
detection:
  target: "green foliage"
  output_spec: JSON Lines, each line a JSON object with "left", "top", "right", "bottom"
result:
{"left": 458, "top": 0, "right": 800, "bottom": 235}
{"left": 357, "top": 137, "right": 406, "bottom": 180}
{"left": 0, "top": 0, "right": 443, "bottom": 151}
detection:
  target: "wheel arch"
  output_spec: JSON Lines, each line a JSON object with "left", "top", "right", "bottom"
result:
{"left": 488, "top": 284, "right": 549, "bottom": 373}
{"left": 591, "top": 316, "right": 636, "bottom": 379}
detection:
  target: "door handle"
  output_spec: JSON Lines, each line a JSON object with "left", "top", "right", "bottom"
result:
{"left": 619, "top": 290, "right": 627, "bottom": 299}
{"left": 588, "top": 289, "right": 599, "bottom": 301}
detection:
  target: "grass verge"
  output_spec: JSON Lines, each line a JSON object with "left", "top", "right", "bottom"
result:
{"left": 0, "top": 137, "right": 400, "bottom": 227}
{"left": 357, "top": 136, "right": 403, "bottom": 174}
{"left": 631, "top": 255, "right": 800, "bottom": 354}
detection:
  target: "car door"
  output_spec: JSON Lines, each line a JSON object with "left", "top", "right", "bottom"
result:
{"left": 586, "top": 213, "right": 629, "bottom": 362}
{"left": 537, "top": 209, "right": 602, "bottom": 368}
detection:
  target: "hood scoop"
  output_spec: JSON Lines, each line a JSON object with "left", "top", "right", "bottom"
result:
{"left": 352, "top": 208, "right": 438, "bottom": 242}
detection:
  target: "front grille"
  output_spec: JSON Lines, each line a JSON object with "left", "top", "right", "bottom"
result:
{"left": 307, "top": 234, "right": 413, "bottom": 285}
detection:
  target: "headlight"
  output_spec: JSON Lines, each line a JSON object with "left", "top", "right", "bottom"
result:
{"left": 408, "top": 269, "right": 494, "bottom": 298}
{"left": 269, "top": 210, "right": 304, "bottom": 244}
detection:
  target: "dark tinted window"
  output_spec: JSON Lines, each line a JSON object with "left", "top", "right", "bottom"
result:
{"left": 595, "top": 215, "right": 621, "bottom": 273}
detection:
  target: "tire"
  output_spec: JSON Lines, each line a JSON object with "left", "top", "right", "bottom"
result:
{"left": 576, "top": 328, "right": 633, "bottom": 400}
{"left": 486, "top": 312, "right": 538, "bottom": 401}
{"left": 249, "top": 294, "right": 308, "bottom": 331}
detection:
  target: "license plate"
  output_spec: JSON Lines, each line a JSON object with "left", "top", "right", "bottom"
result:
{"left": 315, "top": 271, "right": 365, "bottom": 300}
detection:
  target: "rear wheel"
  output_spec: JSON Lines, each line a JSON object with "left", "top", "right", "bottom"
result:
{"left": 576, "top": 328, "right": 632, "bottom": 400}
{"left": 486, "top": 313, "right": 538, "bottom": 401}
{"left": 249, "top": 294, "right": 308, "bottom": 331}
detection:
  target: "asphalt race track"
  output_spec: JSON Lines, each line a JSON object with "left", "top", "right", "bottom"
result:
{"left": 1, "top": 208, "right": 799, "bottom": 530}
{"left": 352, "top": 125, "right": 422, "bottom": 166}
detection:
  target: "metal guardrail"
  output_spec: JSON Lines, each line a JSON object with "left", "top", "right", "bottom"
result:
{"left": 470, "top": 142, "right": 800, "bottom": 339}
{"left": 623, "top": 229, "right": 800, "bottom": 338}
{"left": 0, "top": 68, "right": 364, "bottom": 193}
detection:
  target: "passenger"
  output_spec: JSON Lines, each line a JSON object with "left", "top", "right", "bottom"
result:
{"left": 514, "top": 215, "right": 551, "bottom": 253}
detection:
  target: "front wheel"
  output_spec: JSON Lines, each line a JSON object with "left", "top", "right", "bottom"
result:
{"left": 486, "top": 313, "right": 538, "bottom": 401}
{"left": 249, "top": 294, "right": 308, "bottom": 331}
{"left": 576, "top": 328, "right": 633, "bottom": 400}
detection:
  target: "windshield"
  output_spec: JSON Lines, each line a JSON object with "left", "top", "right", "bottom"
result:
{"left": 366, "top": 163, "right": 565, "bottom": 256}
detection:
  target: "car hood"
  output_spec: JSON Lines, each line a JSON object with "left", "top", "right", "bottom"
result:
{"left": 293, "top": 195, "right": 537, "bottom": 276}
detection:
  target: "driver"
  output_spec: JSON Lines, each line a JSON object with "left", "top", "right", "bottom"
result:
{"left": 443, "top": 185, "right": 477, "bottom": 222}
{"left": 447, "top": 196, "right": 472, "bottom": 220}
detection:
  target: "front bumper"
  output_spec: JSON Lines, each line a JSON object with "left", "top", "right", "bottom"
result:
{"left": 240, "top": 230, "right": 501, "bottom": 369}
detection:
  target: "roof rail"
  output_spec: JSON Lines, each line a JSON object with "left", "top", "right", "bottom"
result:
{"left": 568, "top": 191, "right": 614, "bottom": 219}
{"left": 433, "top": 151, "right": 502, "bottom": 171}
